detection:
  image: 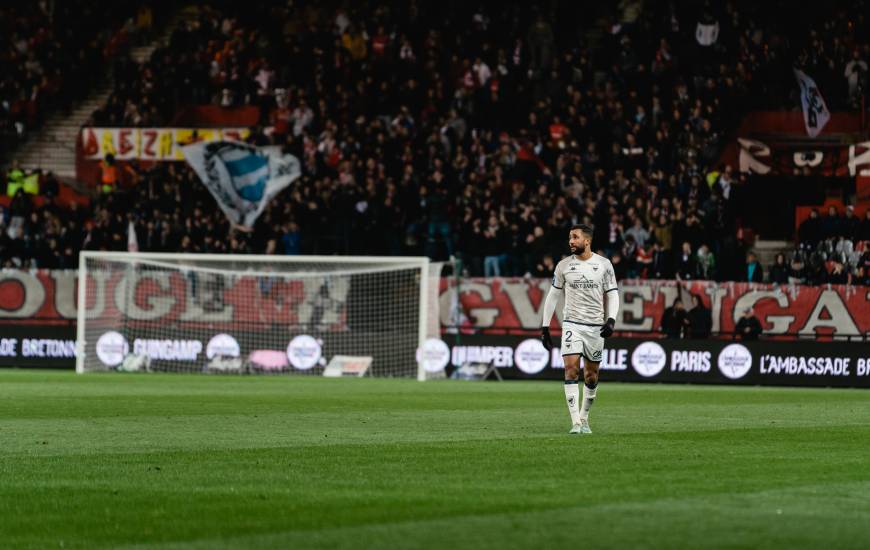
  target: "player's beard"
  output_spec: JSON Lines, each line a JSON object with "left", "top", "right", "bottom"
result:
{"left": 571, "top": 244, "right": 585, "bottom": 255}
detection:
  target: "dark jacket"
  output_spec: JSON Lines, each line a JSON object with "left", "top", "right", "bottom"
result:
{"left": 735, "top": 316, "right": 762, "bottom": 340}
{"left": 769, "top": 262, "right": 789, "bottom": 284}
{"left": 745, "top": 261, "right": 764, "bottom": 283}
{"left": 661, "top": 306, "right": 688, "bottom": 338}
{"left": 687, "top": 305, "right": 712, "bottom": 338}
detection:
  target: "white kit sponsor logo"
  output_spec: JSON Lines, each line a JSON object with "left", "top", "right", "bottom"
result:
{"left": 671, "top": 350, "right": 711, "bottom": 373}
{"left": 286, "top": 335, "right": 322, "bottom": 370}
{"left": 206, "top": 333, "right": 241, "bottom": 358}
{"left": 759, "top": 355, "right": 853, "bottom": 377}
{"left": 592, "top": 348, "right": 628, "bottom": 371}
{"left": 552, "top": 348, "right": 628, "bottom": 371}
{"left": 133, "top": 339, "right": 203, "bottom": 361}
{"left": 450, "top": 345, "right": 514, "bottom": 368}
{"left": 718, "top": 344, "right": 753, "bottom": 379}
{"left": 514, "top": 338, "right": 549, "bottom": 374}
{"left": 417, "top": 338, "right": 450, "bottom": 373}
{"left": 96, "top": 331, "right": 129, "bottom": 366}
{"left": 0, "top": 338, "right": 17, "bottom": 357}
{"left": 631, "top": 341, "right": 667, "bottom": 378}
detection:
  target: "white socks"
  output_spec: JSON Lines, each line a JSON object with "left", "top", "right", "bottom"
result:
{"left": 564, "top": 382, "right": 581, "bottom": 425}
{"left": 580, "top": 383, "right": 597, "bottom": 421}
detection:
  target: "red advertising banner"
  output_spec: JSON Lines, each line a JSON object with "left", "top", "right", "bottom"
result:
{"left": 440, "top": 278, "right": 870, "bottom": 338}
{"left": 0, "top": 270, "right": 347, "bottom": 329}
{"left": 716, "top": 111, "right": 869, "bottom": 177}
{"left": 733, "top": 137, "right": 870, "bottom": 177}
{"left": 79, "top": 127, "right": 251, "bottom": 161}
{"left": 2, "top": 271, "right": 868, "bottom": 339}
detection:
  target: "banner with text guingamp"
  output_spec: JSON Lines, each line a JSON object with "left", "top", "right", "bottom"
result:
{"left": 1, "top": 272, "right": 868, "bottom": 337}
{"left": 1, "top": 271, "right": 868, "bottom": 380}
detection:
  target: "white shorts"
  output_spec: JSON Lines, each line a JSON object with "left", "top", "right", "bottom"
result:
{"left": 560, "top": 324, "right": 604, "bottom": 362}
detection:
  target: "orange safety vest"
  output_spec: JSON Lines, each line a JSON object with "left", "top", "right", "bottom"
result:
{"left": 100, "top": 162, "right": 118, "bottom": 193}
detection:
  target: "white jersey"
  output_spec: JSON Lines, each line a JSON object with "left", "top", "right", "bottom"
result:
{"left": 551, "top": 253, "right": 618, "bottom": 326}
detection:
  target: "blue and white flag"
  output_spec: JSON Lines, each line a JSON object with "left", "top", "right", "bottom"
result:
{"left": 794, "top": 68, "right": 830, "bottom": 138}
{"left": 182, "top": 141, "right": 301, "bottom": 228}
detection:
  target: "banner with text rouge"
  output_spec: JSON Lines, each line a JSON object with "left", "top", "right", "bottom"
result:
{"left": 2, "top": 270, "right": 870, "bottom": 339}
{"left": 442, "top": 334, "right": 870, "bottom": 388}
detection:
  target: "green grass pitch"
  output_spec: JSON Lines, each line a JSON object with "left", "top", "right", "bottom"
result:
{"left": 1, "top": 370, "right": 869, "bottom": 549}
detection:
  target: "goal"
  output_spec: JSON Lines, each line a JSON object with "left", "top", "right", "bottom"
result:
{"left": 76, "top": 252, "right": 442, "bottom": 379}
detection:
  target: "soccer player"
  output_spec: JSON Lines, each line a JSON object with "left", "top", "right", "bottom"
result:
{"left": 540, "top": 224, "right": 620, "bottom": 434}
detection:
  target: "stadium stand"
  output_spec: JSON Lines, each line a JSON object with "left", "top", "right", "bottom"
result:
{"left": 0, "top": 1, "right": 163, "bottom": 163}
{"left": 1, "top": 0, "right": 868, "bottom": 281}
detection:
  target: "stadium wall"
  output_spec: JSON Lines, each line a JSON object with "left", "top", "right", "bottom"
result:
{"left": 1, "top": 270, "right": 868, "bottom": 383}
{"left": 2, "top": 271, "right": 868, "bottom": 337}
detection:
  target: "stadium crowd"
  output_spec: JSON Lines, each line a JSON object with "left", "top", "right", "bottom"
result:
{"left": 2, "top": 0, "right": 869, "bottom": 284}
{"left": 0, "top": 1, "right": 162, "bottom": 162}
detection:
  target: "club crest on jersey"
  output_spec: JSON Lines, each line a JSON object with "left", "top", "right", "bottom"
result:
{"left": 593, "top": 264, "right": 599, "bottom": 271}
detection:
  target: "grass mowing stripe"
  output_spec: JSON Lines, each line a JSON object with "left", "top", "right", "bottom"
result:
{"left": 0, "top": 371, "right": 868, "bottom": 549}
{"left": 117, "top": 481, "right": 870, "bottom": 550}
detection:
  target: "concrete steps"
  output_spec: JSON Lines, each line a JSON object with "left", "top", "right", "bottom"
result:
{"left": 13, "top": 4, "right": 199, "bottom": 178}
{"left": 753, "top": 240, "right": 792, "bottom": 268}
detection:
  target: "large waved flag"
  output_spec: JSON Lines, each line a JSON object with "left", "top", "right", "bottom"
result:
{"left": 793, "top": 68, "right": 830, "bottom": 138}
{"left": 182, "top": 141, "right": 301, "bottom": 228}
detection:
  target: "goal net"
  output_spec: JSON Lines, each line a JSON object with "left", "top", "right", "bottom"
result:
{"left": 76, "top": 252, "right": 441, "bottom": 379}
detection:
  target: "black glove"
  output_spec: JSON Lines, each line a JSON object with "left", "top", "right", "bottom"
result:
{"left": 600, "top": 318, "right": 616, "bottom": 338}
{"left": 541, "top": 327, "right": 553, "bottom": 351}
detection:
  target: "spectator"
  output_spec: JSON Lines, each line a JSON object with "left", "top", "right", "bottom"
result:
{"left": 611, "top": 250, "right": 629, "bottom": 280}
{"left": 661, "top": 298, "right": 688, "bottom": 339}
{"left": 675, "top": 241, "right": 696, "bottom": 280}
{"left": 624, "top": 217, "right": 651, "bottom": 249}
{"left": 735, "top": 307, "right": 762, "bottom": 341}
{"left": 769, "top": 253, "right": 789, "bottom": 284}
{"left": 426, "top": 183, "right": 454, "bottom": 259}
{"left": 622, "top": 235, "right": 639, "bottom": 278}
{"left": 687, "top": 294, "right": 712, "bottom": 339}
{"left": 826, "top": 261, "right": 849, "bottom": 284}
{"left": 482, "top": 215, "right": 503, "bottom": 277}
{"left": 820, "top": 206, "right": 842, "bottom": 241}
{"left": 695, "top": 243, "right": 716, "bottom": 280}
{"left": 653, "top": 214, "right": 673, "bottom": 252}
{"left": 745, "top": 252, "right": 764, "bottom": 283}
{"left": 7, "top": 0, "right": 865, "bottom": 280}
{"left": 842, "top": 206, "right": 860, "bottom": 242}
{"left": 788, "top": 256, "right": 807, "bottom": 285}
{"left": 798, "top": 209, "right": 822, "bottom": 249}
{"left": 844, "top": 50, "right": 868, "bottom": 105}
{"left": 534, "top": 254, "right": 556, "bottom": 278}
{"left": 650, "top": 242, "right": 674, "bottom": 279}
{"left": 282, "top": 222, "right": 301, "bottom": 255}
{"left": 602, "top": 213, "right": 624, "bottom": 256}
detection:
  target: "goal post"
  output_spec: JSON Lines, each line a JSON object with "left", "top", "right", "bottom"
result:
{"left": 75, "top": 252, "right": 441, "bottom": 379}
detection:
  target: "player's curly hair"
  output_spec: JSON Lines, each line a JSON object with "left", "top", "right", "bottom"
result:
{"left": 570, "top": 224, "right": 593, "bottom": 238}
